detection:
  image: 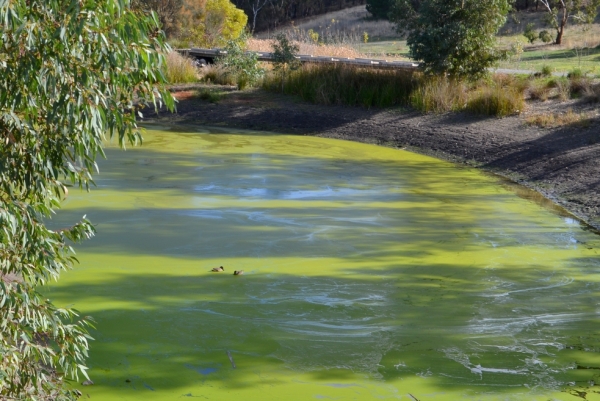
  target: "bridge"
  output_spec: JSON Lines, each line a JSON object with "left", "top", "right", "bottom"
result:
{"left": 177, "top": 48, "right": 419, "bottom": 71}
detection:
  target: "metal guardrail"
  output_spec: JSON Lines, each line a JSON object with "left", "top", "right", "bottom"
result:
{"left": 178, "top": 48, "right": 419, "bottom": 71}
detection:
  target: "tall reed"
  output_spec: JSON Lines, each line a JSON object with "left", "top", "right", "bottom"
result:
{"left": 263, "top": 63, "right": 416, "bottom": 108}
{"left": 164, "top": 51, "right": 199, "bottom": 84}
{"left": 262, "top": 63, "right": 529, "bottom": 116}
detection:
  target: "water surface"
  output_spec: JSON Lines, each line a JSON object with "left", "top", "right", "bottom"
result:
{"left": 49, "top": 126, "right": 600, "bottom": 400}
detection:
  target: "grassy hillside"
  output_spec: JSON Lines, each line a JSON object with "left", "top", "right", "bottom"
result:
{"left": 262, "top": 5, "right": 600, "bottom": 75}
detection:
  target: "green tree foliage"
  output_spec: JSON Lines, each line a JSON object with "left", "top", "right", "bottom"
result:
{"left": 538, "top": 0, "right": 600, "bottom": 44}
{"left": 132, "top": 0, "right": 184, "bottom": 36}
{"left": 218, "top": 37, "right": 265, "bottom": 89}
{"left": 272, "top": 34, "right": 301, "bottom": 92}
{"left": 178, "top": 0, "right": 247, "bottom": 47}
{"left": 524, "top": 22, "right": 538, "bottom": 43}
{"left": 0, "top": 0, "right": 174, "bottom": 399}
{"left": 391, "top": 0, "right": 511, "bottom": 80}
{"left": 539, "top": 29, "right": 554, "bottom": 43}
{"left": 366, "top": 0, "right": 394, "bottom": 19}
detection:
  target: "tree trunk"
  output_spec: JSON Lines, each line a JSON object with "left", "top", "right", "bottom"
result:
{"left": 555, "top": 5, "right": 567, "bottom": 45}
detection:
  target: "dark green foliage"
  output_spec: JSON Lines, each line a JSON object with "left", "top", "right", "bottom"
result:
{"left": 539, "top": 30, "right": 553, "bottom": 43}
{"left": 540, "top": 65, "right": 553, "bottom": 77}
{"left": 0, "top": 0, "right": 173, "bottom": 399}
{"left": 524, "top": 22, "right": 537, "bottom": 44}
{"left": 366, "top": 0, "right": 394, "bottom": 19}
{"left": 391, "top": 0, "right": 511, "bottom": 80}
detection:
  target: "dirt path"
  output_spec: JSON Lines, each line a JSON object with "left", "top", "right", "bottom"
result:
{"left": 145, "top": 86, "right": 600, "bottom": 230}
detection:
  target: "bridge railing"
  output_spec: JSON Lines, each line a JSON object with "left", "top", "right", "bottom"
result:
{"left": 177, "top": 48, "right": 419, "bottom": 72}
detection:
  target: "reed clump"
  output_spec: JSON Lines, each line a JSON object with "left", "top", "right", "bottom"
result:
{"left": 466, "top": 84, "right": 525, "bottom": 117}
{"left": 262, "top": 63, "right": 530, "bottom": 116}
{"left": 164, "top": 51, "right": 199, "bottom": 84}
{"left": 409, "top": 77, "right": 468, "bottom": 113}
{"left": 263, "top": 63, "right": 416, "bottom": 108}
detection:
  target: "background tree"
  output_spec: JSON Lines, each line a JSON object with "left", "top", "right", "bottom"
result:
{"left": 538, "top": 0, "right": 600, "bottom": 44}
{"left": 366, "top": 0, "right": 394, "bottom": 19}
{"left": 0, "top": 0, "right": 173, "bottom": 399}
{"left": 231, "top": 0, "right": 366, "bottom": 32}
{"left": 132, "top": 0, "right": 184, "bottom": 36}
{"left": 178, "top": 0, "right": 247, "bottom": 47}
{"left": 391, "top": 0, "right": 511, "bottom": 79}
{"left": 524, "top": 22, "right": 538, "bottom": 43}
{"left": 250, "top": 0, "right": 272, "bottom": 33}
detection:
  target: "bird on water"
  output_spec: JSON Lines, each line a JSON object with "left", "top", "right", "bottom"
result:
{"left": 233, "top": 270, "right": 244, "bottom": 275}
{"left": 211, "top": 266, "right": 224, "bottom": 272}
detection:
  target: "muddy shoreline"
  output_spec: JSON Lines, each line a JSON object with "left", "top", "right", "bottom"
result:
{"left": 144, "top": 86, "right": 600, "bottom": 230}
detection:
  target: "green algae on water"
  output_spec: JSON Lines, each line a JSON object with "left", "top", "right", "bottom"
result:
{"left": 47, "top": 127, "right": 600, "bottom": 401}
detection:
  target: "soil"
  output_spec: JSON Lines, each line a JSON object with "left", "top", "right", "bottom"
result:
{"left": 144, "top": 85, "right": 600, "bottom": 230}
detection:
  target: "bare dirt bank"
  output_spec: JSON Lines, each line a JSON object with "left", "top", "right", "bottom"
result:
{"left": 144, "top": 86, "right": 600, "bottom": 229}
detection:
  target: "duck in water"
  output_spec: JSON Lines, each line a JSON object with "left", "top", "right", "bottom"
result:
{"left": 233, "top": 270, "right": 244, "bottom": 276}
{"left": 211, "top": 266, "right": 224, "bottom": 272}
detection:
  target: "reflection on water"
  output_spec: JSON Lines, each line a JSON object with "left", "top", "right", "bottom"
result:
{"left": 47, "top": 127, "right": 600, "bottom": 401}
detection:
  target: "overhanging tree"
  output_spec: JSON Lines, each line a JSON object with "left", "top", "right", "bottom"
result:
{"left": 538, "top": 0, "right": 600, "bottom": 44}
{"left": 0, "top": 0, "right": 174, "bottom": 400}
{"left": 391, "top": 0, "right": 511, "bottom": 79}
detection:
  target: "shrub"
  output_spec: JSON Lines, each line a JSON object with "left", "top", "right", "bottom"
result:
{"left": 555, "top": 77, "right": 571, "bottom": 101}
{"left": 539, "top": 30, "right": 553, "bottom": 44}
{"left": 540, "top": 65, "right": 553, "bottom": 77}
{"left": 165, "top": 51, "right": 199, "bottom": 84}
{"left": 528, "top": 79, "right": 553, "bottom": 101}
{"left": 391, "top": 0, "right": 511, "bottom": 80}
{"left": 569, "top": 76, "right": 594, "bottom": 98}
{"left": 568, "top": 68, "right": 584, "bottom": 79}
{"left": 217, "top": 38, "right": 265, "bottom": 90}
{"left": 466, "top": 85, "right": 524, "bottom": 117}
{"left": 524, "top": 23, "right": 537, "bottom": 44}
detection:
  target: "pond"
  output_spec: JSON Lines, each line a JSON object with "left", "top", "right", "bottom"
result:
{"left": 48, "top": 126, "right": 600, "bottom": 401}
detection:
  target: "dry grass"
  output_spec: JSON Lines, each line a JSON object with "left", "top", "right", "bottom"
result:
{"left": 528, "top": 79, "right": 554, "bottom": 101}
{"left": 247, "top": 38, "right": 363, "bottom": 58}
{"left": 466, "top": 85, "right": 525, "bottom": 117}
{"left": 526, "top": 108, "right": 592, "bottom": 128}
{"left": 198, "top": 64, "right": 236, "bottom": 86}
{"left": 410, "top": 78, "right": 469, "bottom": 113}
{"left": 255, "top": 5, "right": 397, "bottom": 42}
{"left": 165, "top": 51, "right": 199, "bottom": 84}
{"left": 262, "top": 63, "right": 415, "bottom": 108}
